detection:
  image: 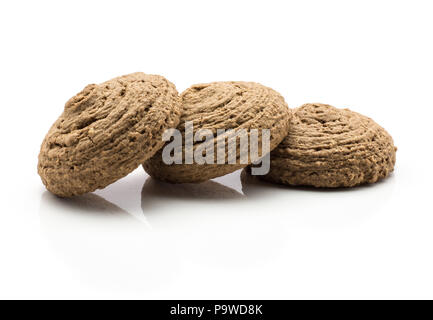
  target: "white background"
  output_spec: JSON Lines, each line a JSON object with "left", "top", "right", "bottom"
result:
{"left": 0, "top": 0, "right": 432, "bottom": 299}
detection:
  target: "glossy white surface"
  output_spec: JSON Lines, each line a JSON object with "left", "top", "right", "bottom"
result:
{"left": 1, "top": 0, "right": 432, "bottom": 299}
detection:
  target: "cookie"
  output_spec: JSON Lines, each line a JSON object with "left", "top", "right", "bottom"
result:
{"left": 38, "top": 72, "right": 181, "bottom": 197}
{"left": 143, "top": 81, "right": 291, "bottom": 183}
{"left": 259, "top": 103, "right": 396, "bottom": 188}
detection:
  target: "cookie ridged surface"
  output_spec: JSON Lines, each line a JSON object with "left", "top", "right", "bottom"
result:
{"left": 260, "top": 103, "right": 396, "bottom": 188}
{"left": 143, "top": 81, "right": 291, "bottom": 183}
{"left": 38, "top": 72, "right": 181, "bottom": 197}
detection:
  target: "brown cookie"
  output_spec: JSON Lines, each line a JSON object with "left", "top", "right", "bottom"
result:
{"left": 258, "top": 103, "right": 396, "bottom": 188}
{"left": 38, "top": 72, "right": 181, "bottom": 197}
{"left": 143, "top": 81, "right": 291, "bottom": 183}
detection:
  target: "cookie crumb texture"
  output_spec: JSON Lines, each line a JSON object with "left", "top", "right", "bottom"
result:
{"left": 143, "top": 81, "right": 291, "bottom": 183}
{"left": 261, "top": 103, "right": 396, "bottom": 188}
{"left": 38, "top": 72, "right": 181, "bottom": 197}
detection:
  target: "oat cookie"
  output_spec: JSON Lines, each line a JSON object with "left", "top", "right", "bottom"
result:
{"left": 38, "top": 72, "right": 181, "bottom": 197}
{"left": 143, "top": 81, "right": 291, "bottom": 183}
{"left": 259, "top": 103, "right": 396, "bottom": 188}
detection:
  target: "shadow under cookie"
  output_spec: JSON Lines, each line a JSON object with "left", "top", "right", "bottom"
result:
{"left": 141, "top": 177, "right": 245, "bottom": 206}
{"left": 38, "top": 192, "right": 173, "bottom": 292}
{"left": 39, "top": 191, "right": 129, "bottom": 216}
{"left": 241, "top": 167, "right": 395, "bottom": 198}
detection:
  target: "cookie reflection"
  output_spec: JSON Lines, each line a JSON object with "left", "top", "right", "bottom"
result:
{"left": 40, "top": 191, "right": 129, "bottom": 215}
{"left": 38, "top": 192, "right": 178, "bottom": 292}
{"left": 141, "top": 177, "right": 245, "bottom": 203}
{"left": 240, "top": 167, "right": 395, "bottom": 227}
{"left": 140, "top": 176, "right": 284, "bottom": 268}
{"left": 241, "top": 166, "right": 394, "bottom": 196}
{"left": 140, "top": 177, "right": 245, "bottom": 224}
{"left": 39, "top": 191, "right": 149, "bottom": 243}
{"left": 240, "top": 167, "right": 286, "bottom": 197}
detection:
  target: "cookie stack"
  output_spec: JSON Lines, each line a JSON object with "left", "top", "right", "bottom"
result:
{"left": 38, "top": 72, "right": 396, "bottom": 197}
